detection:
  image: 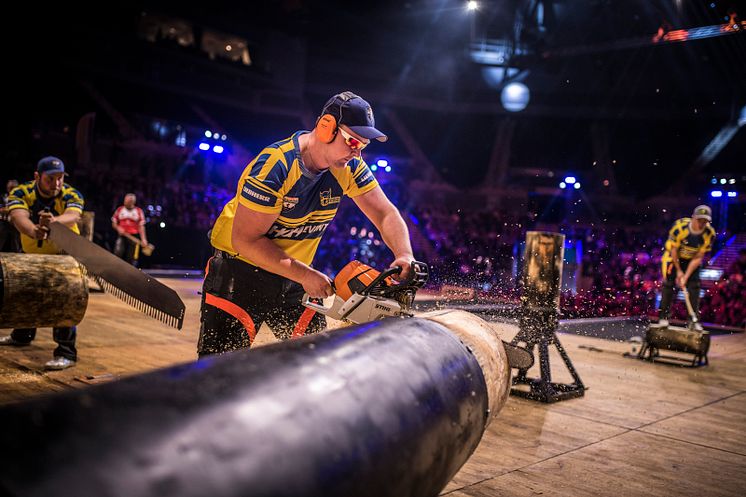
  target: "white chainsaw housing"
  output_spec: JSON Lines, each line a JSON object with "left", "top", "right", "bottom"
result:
{"left": 302, "top": 293, "right": 403, "bottom": 323}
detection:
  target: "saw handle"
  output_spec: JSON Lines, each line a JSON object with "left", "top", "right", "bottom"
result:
{"left": 301, "top": 294, "right": 334, "bottom": 314}
{"left": 361, "top": 266, "right": 402, "bottom": 295}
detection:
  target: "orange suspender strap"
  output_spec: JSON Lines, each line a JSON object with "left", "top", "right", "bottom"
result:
{"left": 291, "top": 307, "right": 317, "bottom": 339}
{"left": 205, "top": 292, "right": 257, "bottom": 344}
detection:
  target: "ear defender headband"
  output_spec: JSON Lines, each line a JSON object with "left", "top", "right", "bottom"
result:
{"left": 315, "top": 92, "right": 357, "bottom": 143}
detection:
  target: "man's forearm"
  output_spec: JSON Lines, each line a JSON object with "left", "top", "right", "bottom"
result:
{"left": 672, "top": 251, "right": 682, "bottom": 273}
{"left": 11, "top": 214, "right": 37, "bottom": 238}
{"left": 377, "top": 211, "right": 413, "bottom": 259}
{"left": 232, "top": 235, "right": 312, "bottom": 284}
{"left": 55, "top": 211, "right": 81, "bottom": 228}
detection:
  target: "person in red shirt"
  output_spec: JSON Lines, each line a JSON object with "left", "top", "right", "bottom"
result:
{"left": 111, "top": 193, "right": 148, "bottom": 267}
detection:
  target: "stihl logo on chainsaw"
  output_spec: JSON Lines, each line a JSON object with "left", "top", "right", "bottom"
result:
{"left": 374, "top": 303, "right": 394, "bottom": 313}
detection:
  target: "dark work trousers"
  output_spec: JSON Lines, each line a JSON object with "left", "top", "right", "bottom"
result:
{"left": 10, "top": 327, "right": 77, "bottom": 361}
{"left": 0, "top": 220, "right": 21, "bottom": 252}
{"left": 659, "top": 258, "right": 701, "bottom": 322}
{"left": 114, "top": 233, "right": 142, "bottom": 267}
{"left": 198, "top": 252, "right": 326, "bottom": 358}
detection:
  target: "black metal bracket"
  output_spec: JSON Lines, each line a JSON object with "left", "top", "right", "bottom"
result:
{"left": 510, "top": 308, "right": 585, "bottom": 403}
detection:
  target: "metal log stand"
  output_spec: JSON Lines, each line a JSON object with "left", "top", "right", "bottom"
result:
{"left": 511, "top": 231, "right": 585, "bottom": 402}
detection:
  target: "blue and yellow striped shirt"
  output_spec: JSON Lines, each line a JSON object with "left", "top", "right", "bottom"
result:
{"left": 7, "top": 181, "right": 84, "bottom": 254}
{"left": 663, "top": 217, "right": 715, "bottom": 261}
{"left": 211, "top": 131, "right": 378, "bottom": 266}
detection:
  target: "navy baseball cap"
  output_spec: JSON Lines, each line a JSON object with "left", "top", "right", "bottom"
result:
{"left": 37, "top": 156, "right": 66, "bottom": 175}
{"left": 322, "top": 91, "right": 388, "bottom": 142}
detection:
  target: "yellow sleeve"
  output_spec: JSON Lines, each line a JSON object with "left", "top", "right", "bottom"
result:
{"left": 341, "top": 158, "right": 379, "bottom": 198}
{"left": 6, "top": 186, "right": 29, "bottom": 212}
{"left": 236, "top": 149, "right": 286, "bottom": 214}
{"left": 700, "top": 227, "right": 715, "bottom": 254}
{"left": 62, "top": 185, "right": 85, "bottom": 213}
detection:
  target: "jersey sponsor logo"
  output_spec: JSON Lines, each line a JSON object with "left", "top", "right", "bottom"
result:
{"left": 282, "top": 196, "right": 299, "bottom": 210}
{"left": 241, "top": 181, "right": 275, "bottom": 207}
{"left": 320, "top": 188, "right": 341, "bottom": 207}
{"left": 358, "top": 171, "right": 373, "bottom": 185}
{"left": 267, "top": 221, "right": 330, "bottom": 240}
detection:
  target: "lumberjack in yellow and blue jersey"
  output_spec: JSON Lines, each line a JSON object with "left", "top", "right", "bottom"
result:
{"left": 6, "top": 180, "right": 84, "bottom": 254}
{"left": 199, "top": 92, "right": 415, "bottom": 358}
{"left": 658, "top": 205, "right": 716, "bottom": 328}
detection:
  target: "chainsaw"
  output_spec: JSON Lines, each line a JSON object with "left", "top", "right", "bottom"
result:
{"left": 302, "top": 260, "right": 429, "bottom": 324}
{"left": 302, "top": 259, "right": 535, "bottom": 369}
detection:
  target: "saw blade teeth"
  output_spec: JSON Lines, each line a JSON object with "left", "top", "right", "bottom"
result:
{"left": 93, "top": 277, "right": 181, "bottom": 329}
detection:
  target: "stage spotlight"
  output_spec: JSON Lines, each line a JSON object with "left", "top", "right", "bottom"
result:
{"left": 720, "top": 178, "right": 727, "bottom": 184}
{"left": 559, "top": 182, "right": 566, "bottom": 189}
{"left": 574, "top": 182, "right": 581, "bottom": 190}
{"left": 204, "top": 131, "right": 212, "bottom": 138}
{"left": 159, "top": 221, "right": 166, "bottom": 228}
{"left": 564, "top": 176, "right": 576, "bottom": 184}
{"left": 711, "top": 178, "right": 717, "bottom": 184}
{"left": 501, "top": 82, "right": 530, "bottom": 112}
{"left": 710, "top": 190, "right": 723, "bottom": 198}
{"left": 371, "top": 165, "right": 378, "bottom": 172}
{"left": 727, "top": 192, "right": 737, "bottom": 198}
{"left": 221, "top": 134, "right": 227, "bottom": 141}
{"left": 466, "top": 1, "right": 478, "bottom": 11}
{"left": 198, "top": 143, "right": 210, "bottom": 151}
{"left": 376, "top": 159, "right": 388, "bottom": 168}
{"left": 213, "top": 145, "right": 224, "bottom": 153}
{"left": 385, "top": 166, "right": 392, "bottom": 173}
{"left": 729, "top": 178, "right": 735, "bottom": 184}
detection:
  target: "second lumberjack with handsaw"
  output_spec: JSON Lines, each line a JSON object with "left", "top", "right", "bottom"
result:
{"left": 1, "top": 159, "right": 184, "bottom": 372}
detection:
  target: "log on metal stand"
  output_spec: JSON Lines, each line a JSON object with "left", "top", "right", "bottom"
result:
{"left": 511, "top": 231, "right": 585, "bottom": 403}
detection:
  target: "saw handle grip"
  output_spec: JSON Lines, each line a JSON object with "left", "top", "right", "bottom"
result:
{"left": 362, "top": 266, "right": 402, "bottom": 295}
{"left": 37, "top": 208, "right": 51, "bottom": 247}
{"left": 301, "top": 294, "right": 334, "bottom": 314}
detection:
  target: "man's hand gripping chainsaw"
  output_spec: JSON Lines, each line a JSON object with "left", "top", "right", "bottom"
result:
{"left": 302, "top": 260, "right": 429, "bottom": 323}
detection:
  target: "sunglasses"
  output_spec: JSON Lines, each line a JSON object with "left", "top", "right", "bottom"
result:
{"left": 339, "top": 128, "right": 369, "bottom": 151}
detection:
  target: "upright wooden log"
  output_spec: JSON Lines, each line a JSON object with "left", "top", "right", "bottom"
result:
{"left": 0, "top": 253, "right": 88, "bottom": 328}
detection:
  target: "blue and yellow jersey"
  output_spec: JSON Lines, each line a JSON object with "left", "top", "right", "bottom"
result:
{"left": 6, "top": 181, "right": 84, "bottom": 254}
{"left": 661, "top": 217, "right": 715, "bottom": 275}
{"left": 211, "top": 131, "right": 378, "bottom": 266}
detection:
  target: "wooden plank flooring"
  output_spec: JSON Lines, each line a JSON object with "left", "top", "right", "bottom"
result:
{"left": 1, "top": 277, "right": 744, "bottom": 496}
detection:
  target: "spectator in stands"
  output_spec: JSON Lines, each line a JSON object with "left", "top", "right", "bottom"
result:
{"left": 657, "top": 205, "right": 716, "bottom": 331}
{"left": 198, "top": 91, "right": 415, "bottom": 357}
{"left": 1, "top": 179, "right": 21, "bottom": 252}
{"left": 112, "top": 193, "right": 149, "bottom": 267}
{"left": 727, "top": 248, "right": 746, "bottom": 277}
{"left": 0, "top": 157, "right": 84, "bottom": 370}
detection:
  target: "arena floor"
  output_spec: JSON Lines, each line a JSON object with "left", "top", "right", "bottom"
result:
{"left": 0, "top": 277, "right": 744, "bottom": 496}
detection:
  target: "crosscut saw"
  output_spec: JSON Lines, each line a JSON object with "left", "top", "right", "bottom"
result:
{"left": 48, "top": 223, "right": 185, "bottom": 329}
{"left": 303, "top": 260, "right": 533, "bottom": 369}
